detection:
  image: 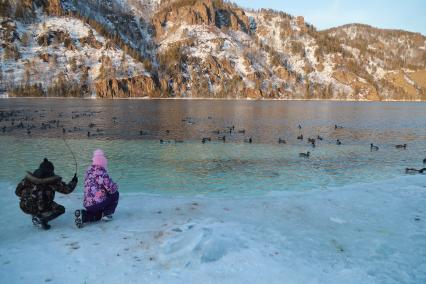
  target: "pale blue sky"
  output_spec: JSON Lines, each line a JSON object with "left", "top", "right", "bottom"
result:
{"left": 233, "top": 0, "right": 426, "bottom": 35}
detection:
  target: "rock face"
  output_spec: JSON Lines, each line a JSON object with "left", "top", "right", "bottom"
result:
{"left": 33, "top": 0, "right": 63, "bottom": 15}
{"left": 95, "top": 75, "right": 158, "bottom": 98}
{"left": 1, "top": 0, "right": 426, "bottom": 100}
{"left": 153, "top": 0, "right": 250, "bottom": 39}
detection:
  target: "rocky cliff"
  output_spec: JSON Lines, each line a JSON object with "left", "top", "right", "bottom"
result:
{"left": 0, "top": 0, "right": 425, "bottom": 100}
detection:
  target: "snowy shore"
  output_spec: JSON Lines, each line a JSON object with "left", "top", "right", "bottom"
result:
{"left": 1, "top": 175, "right": 425, "bottom": 284}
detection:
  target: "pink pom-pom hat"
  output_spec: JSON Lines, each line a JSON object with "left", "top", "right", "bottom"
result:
{"left": 92, "top": 149, "right": 108, "bottom": 169}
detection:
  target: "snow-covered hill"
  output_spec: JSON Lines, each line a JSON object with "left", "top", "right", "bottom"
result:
{"left": 1, "top": 14, "right": 148, "bottom": 97}
{"left": 0, "top": 0, "right": 425, "bottom": 100}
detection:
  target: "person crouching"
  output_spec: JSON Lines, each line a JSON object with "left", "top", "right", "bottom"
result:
{"left": 74, "top": 149, "right": 119, "bottom": 228}
{"left": 15, "top": 158, "right": 78, "bottom": 230}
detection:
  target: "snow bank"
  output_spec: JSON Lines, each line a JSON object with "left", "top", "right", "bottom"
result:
{"left": 0, "top": 174, "right": 425, "bottom": 283}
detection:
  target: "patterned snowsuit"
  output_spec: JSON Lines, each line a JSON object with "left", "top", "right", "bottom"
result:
{"left": 16, "top": 172, "right": 77, "bottom": 222}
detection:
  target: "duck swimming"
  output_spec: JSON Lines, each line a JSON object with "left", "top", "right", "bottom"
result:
{"left": 278, "top": 138, "right": 286, "bottom": 144}
{"left": 244, "top": 137, "right": 253, "bottom": 143}
{"left": 370, "top": 143, "right": 379, "bottom": 151}
{"left": 202, "top": 137, "right": 211, "bottom": 144}
{"left": 317, "top": 135, "right": 323, "bottom": 141}
{"left": 297, "top": 135, "right": 304, "bottom": 140}
{"left": 395, "top": 144, "right": 407, "bottom": 149}
{"left": 406, "top": 168, "right": 426, "bottom": 174}
{"left": 336, "top": 139, "right": 342, "bottom": 145}
{"left": 299, "top": 152, "right": 310, "bottom": 158}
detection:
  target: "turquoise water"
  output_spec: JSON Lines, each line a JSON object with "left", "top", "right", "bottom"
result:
{"left": 1, "top": 99, "right": 426, "bottom": 196}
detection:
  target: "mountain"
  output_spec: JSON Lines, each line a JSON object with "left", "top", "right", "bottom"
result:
{"left": 1, "top": 0, "right": 425, "bottom": 100}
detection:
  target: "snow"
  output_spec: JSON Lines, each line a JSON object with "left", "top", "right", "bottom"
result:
{"left": 1, "top": 174, "right": 425, "bottom": 283}
{"left": 121, "top": 0, "right": 161, "bottom": 20}
{"left": 38, "top": 17, "right": 94, "bottom": 40}
{"left": 0, "top": 16, "right": 146, "bottom": 96}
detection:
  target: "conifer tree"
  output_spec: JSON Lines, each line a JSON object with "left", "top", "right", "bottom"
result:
{"left": 0, "top": 0, "right": 11, "bottom": 17}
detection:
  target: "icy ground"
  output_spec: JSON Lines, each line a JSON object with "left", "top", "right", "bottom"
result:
{"left": 0, "top": 175, "right": 425, "bottom": 284}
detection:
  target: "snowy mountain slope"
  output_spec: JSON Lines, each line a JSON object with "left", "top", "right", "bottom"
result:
{"left": 0, "top": 14, "right": 148, "bottom": 97}
{"left": 0, "top": 0, "right": 425, "bottom": 100}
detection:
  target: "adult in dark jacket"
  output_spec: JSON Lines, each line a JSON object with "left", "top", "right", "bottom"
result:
{"left": 15, "top": 158, "right": 78, "bottom": 230}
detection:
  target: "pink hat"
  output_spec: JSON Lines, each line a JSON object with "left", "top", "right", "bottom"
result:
{"left": 92, "top": 149, "right": 107, "bottom": 169}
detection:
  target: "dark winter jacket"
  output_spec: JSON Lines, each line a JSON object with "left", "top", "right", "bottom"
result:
{"left": 15, "top": 172, "right": 77, "bottom": 215}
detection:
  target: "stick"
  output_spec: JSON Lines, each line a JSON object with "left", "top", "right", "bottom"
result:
{"left": 63, "top": 138, "right": 78, "bottom": 174}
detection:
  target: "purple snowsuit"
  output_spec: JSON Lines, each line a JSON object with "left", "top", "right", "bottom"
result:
{"left": 83, "top": 165, "right": 119, "bottom": 222}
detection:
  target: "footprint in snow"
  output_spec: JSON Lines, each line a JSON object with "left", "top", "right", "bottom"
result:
{"left": 67, "top": 242, "right": 80, "bottom": 250}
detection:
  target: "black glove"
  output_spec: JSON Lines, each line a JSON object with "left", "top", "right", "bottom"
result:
{"left": 72, "top": 173, "right": 78, "bottom": 183}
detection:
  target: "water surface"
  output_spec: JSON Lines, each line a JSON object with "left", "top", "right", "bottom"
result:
{"left": 1, "top": 99, "right": 425, "bottom": 195}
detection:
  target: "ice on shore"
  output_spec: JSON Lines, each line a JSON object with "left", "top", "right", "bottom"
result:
{"left": 0, "top": 175, "right": 425, "bottom": 284}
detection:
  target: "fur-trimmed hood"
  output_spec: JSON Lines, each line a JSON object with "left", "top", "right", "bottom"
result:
{"left": 25, "top": 172, "right": 62, "bottom": 185}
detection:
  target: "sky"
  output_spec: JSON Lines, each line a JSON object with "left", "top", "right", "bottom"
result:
{"left": 233, "top": 0, "right": 426, "bottom": 35}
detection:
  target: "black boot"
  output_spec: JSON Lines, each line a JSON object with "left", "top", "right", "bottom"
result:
{"left": 32, "top": 216, "right": 51, "bottom": 230}
{"left": 74, "top": 209, "right": 86, "bottom": 228}
{"left": 40, "top": 220, "right": 51, "bottom": 230}
{"left": 32, "top": 215, "right": 41, "bottom": 226}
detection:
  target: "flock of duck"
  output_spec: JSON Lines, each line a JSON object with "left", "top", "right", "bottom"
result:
{"left": 1, "top": 110, "right": 425, "bottom": 174}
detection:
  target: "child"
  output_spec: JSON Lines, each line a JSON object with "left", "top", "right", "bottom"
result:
{"left": 75, "top": 149, "right": 119, "bottom": 228}
{"left": 16, "top": 158, "right": 78, "bottom": 230}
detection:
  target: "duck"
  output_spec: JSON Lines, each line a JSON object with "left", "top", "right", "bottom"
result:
{"left": 311, "top": 141, "right": 316, "bottom": 148}
{"left": 238, "top": 129, "right": 246, "bottom": 134}
{"left": 317, "top": 135, "right": 323, "bottom": 141}
{"left": 370, "top": 143, "right": 379, "bottom": 151}
{"left": 218, "top": 136, "right": 226, "bottom": 142}
{"left": 244, "top": 137, "right": 253, "bottom": 143}
{"left": 335, "top": 124, "right": 344, "bottom": 129}
{"left": 395, "top": 144, "right": 407, "bottom": 149}
{"left": 299, "top": 151, "right": 310, "bottom": 158}
{"left": 308, "top": 138, "right": 316, "bottom": 144}
{"left": 226, "top": 126, "right": 235, "bottom": 133}
{"left": 297, "top": 134, "right": 304, "bottom": 140}
{"left": 202, "top": 137, "right": 211, "bottom": 144}
{"left": 278, "top": 138, "right": 286, "bottom": 144}
{"left": 160, "top": 139, "right": 171, "bottom": 144}
{"left": 336, "top": 139, "right": 342, "bottom": 145}
{"left": 406, "top": 168, "right": 426, "bottom": 174}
